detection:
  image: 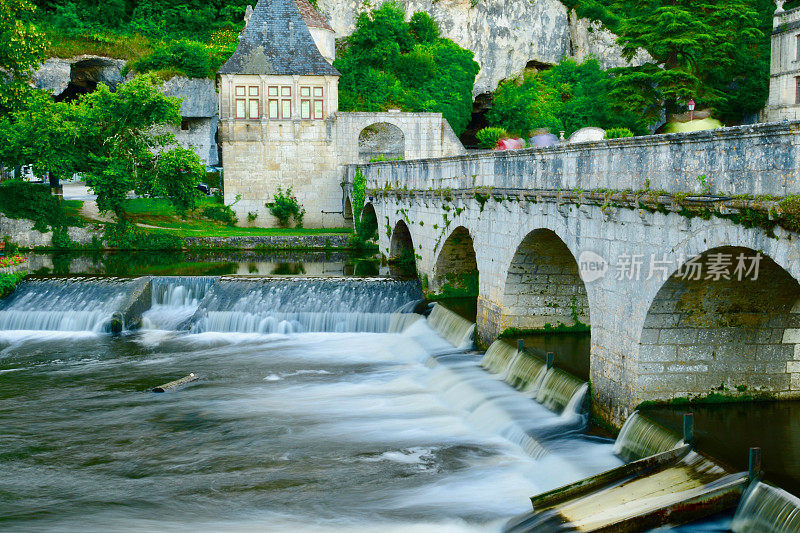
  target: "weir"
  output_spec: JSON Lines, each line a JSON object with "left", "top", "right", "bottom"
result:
{"left": 505, "top": 412, "right": 756, "bottom": 532}
{"left": 189, "top": 277, "right": 424, "bottom": 334}
{"left": 0, "top": 277, "right": 150, "bottom": 333}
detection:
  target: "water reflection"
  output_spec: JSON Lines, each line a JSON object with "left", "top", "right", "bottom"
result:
{"left": 25, "top": 251, "right": 385, "bottom": 278}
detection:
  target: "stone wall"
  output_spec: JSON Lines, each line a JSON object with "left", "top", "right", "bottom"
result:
{"left": 163, "top": 77, "right": 220, "bottom": 166}
{"left": 0, "top": 215, "right": 102, "bottom": 248}
{"left": 335, "top": 111, "right": 466, "bottom": 165}
{"left": 348, "top": 121, "right": 800, "bottom": 197}
{"left": 183, "top": 234, "right": 351, "bottom": 250}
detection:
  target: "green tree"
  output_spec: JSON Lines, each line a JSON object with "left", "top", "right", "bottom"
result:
{"left": 0, "top": 0, "right": 48, "bottom": 115}
{"left": 0, "top": 91, "right": 80, "bottom": 182}
{"left": 336, "top": 3, "right": 479, "bottom": 136}
{"left": 487, "top": 58, "right": 646, "bottom": 138}
{"left": 614, "top": 0, "right": 762, "bottom": 115}
{"left": 73, "top": 75, "right": 204, "bottom": 218}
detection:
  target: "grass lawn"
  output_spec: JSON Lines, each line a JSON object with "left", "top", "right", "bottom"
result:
{"left": 123, "top": 197, "right": 352, "bottom": 237}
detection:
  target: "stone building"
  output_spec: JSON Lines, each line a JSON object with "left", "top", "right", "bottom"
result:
{"left": 765, "top": 1, "right": 800, "bottom": 121}
{"left": 218, "top": 0, "right": 464, "bottom": 227}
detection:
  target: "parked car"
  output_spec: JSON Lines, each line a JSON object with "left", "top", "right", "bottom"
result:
{"left": 196, "top": 182, "right": 211, "bottom": 195}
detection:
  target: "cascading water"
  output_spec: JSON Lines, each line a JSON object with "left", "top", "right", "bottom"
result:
{"left": 190, "top": 277, "right": 423, "bottom": 334}
{"left": 0, "top": 277, "right": 142, "bottom": 333}
{"left": 143, "top": 276, "right": 217, "bottom": 330}
{"left": 480, "top": 341, "right": 519, "bottom": 375}
{"left": 732, "top": 481, "right": 800, "bottom": 532}
{"left": 535, "top": 368, "right": 587, "bottom": 415}
{"left": 424, "top": 333, "right": 619, "bottom": 471}
{"left": 613, "top": 411, "right": 683, "bottom": 463}
{"left": 426, "top": 304, "right": 475, "bottom": 349}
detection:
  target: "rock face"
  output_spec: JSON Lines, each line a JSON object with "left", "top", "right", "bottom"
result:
{"left": 568, "top": 11, "right": 651, "bottom": 69}
{"left": 33, "top": 55, "right": 126, "bottom": 98}
{"left": 316, "top": 0, "right": 650, "bottom": 95}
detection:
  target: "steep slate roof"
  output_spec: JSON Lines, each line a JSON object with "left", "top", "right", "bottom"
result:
{"left": 295, "top": 0, "right": 333, "bottom": 31}
{"left": 219, "top": 0, "right": 339, "bottom": 76}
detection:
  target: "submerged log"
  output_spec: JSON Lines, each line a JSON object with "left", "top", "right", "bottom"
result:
{"left": 152, "top": 373, "right": 199, "bottom": 393}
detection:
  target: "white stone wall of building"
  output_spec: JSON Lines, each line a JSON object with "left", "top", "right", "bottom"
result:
{"left": 765, "top": 6, "right": 800, "bottom": 121}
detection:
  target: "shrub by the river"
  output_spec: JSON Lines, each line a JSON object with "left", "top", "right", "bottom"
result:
{"left": 268, "top": 186, "right": 305, "bottom": 228}
{"left": 201, "top": 203, "right": 238, "bottom": 226}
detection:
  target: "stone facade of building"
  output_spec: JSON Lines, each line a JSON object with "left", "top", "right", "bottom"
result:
{"left": 765, "top": 2, "right": 800, "bottom": 121}
{"left": 219, "top": 0, "right": 465, "bottom": 228}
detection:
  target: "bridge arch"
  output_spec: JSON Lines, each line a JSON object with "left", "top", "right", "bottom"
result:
{"left": 638, "top": 245, "right": 800, "bottom": 400}
{"left": 432, "top": 226, "right": 478, "bottom": 294}
{"left": 359, "top": 202, "right": 378, "bottom": 241}
{"left": 389, "top": 219, "right": 414, "bottom": 261}
{"left": 358, "top": 122, "right": 405, "bottom": 163}
{"left": 501, "top": 228, "right": 590, "bottom": 333}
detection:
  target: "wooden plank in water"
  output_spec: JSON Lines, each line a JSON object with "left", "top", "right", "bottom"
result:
{"left": 530, "top": 445, "right": 692, "bottom": 512}
{"left": 152, "top": 373, "right": 199, "bottom": 393}
{"left": 555, "top": 452, "right": 746, "bottom": 532}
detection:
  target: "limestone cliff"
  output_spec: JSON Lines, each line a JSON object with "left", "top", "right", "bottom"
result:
{"left": 315, "top": 0, "right": 650, "bottom": 96}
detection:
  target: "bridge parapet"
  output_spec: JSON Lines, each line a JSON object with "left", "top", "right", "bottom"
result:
{"left": 344, "top": 122, "right": 800, "bottom": 198}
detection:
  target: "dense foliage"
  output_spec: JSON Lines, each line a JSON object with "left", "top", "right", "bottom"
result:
{"left": 0, "top": 75, "right": 205, "bottom": 220}
{"left": 335, "top": 3, "right": 479, "bottom": 136}
{"left": 0, "top": 271, "right": 27, "bottom": 298}
{"left": 0, "top": 0, "right": 48, "bottom": 116}
{"left": 32, "top": 0, "right": 250, "bottom": 41}
{"left": 0, "top": 180, "right": 68, "bottom": 231}
{"left": 560, "top": 0, "right": 774, "bottom": 123}
{"left": 487, "top": 59, "right": 647, "bottom": 138}
{"left": 475, "top": 127, "right": 508, "bottom": 149}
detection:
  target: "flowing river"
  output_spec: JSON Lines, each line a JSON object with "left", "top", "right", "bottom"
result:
{"left": 0, "top": 276, "right": 623, "bottom": 532}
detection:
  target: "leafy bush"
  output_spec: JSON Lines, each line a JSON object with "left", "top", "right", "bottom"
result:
{"left": 201, "top": 204, "right": 238, "bottom": 226}
{"left": 2, "top": 237, "right": 19, "bottom": 256}
{"left": 104, "top": 222, "right": 182, "bottom": 250}
{"left": 605, "top": 128, "right": 634, "bottom": 139}
{"left": 0, "top": 271, "right": 27, "bottom": 298}
{"left": 475, "top": 127, "right": 508, "bottom": 149}
{"left": 0, "top": 180, "right": 66, "bottom": 232}
{"left": 268, "top": 186, "right": 305, "bottom": 228}
{"left": 205, "top": 171, "right": 222, "bottom": 189}
{"left": 487, "top": 58, "right": 647, "bottom": 137}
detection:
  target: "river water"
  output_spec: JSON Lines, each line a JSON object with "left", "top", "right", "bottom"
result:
{"left": 0, "top": 275, "right": 622, "bottom": 532}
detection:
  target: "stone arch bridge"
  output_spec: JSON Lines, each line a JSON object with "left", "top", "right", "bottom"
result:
{"left": 344, "top": 122, "right": 800, "bottom": 426}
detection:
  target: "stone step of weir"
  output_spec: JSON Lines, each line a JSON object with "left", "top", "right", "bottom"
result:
{"left": 115, "top": 277, "right": 152, "bottom": 331}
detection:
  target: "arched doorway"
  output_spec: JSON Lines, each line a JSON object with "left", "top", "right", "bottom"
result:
{"left": 389, "top": 220, "right": 415, "bottom": 277}
{"left": 359, "top": 203, "right": 378, "bottom": 242}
